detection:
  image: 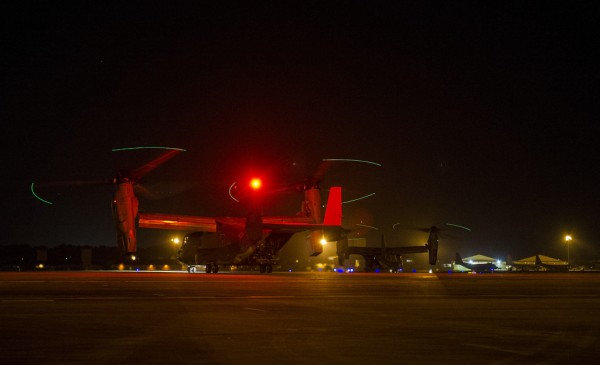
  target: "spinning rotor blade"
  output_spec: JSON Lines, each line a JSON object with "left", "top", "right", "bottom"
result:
{"left": 393, "top": 223, "right": 431, "bottom": 233}
{"left": 312, "top": 159, "right": 333, "bottom": 183}
{"left": 135, "top": 180, "right": 200, "bottom": 200}
{"left": 445, "top": 223, "right": 472, "bottom": 232}
{"left": 278, "top": 158, "right": 380, "bottom": 193}
{"left": 31, "top": 179, "right": 114, "bottom": 205}
{"left": 128, "top": 149, "right": 183, "bottom": 182}
{"left": 393, "top": 222, "right": 469, "bottom": 239}
{"left": 34, "top": 179, "right": 113, "bottom": 188}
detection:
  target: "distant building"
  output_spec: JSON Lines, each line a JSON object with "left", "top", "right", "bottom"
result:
{"left": 453, "top": 254, "right": 506, "bottom": 272}
{"left": 509, "top": 255, "right": 568, "bottom": 271}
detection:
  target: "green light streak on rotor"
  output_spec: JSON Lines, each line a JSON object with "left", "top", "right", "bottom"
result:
{"left": 356, "top": 223, "right": 379, "bottom": 230}
{"left": 111, "top": 146, "right": 187, "bottom": 152}
{"left": 446, "top": 223, "right": 471, "bottom": 231}
{"left": 30, "top": 183, "right": 53, "bottom": 205}
{"left": 343, "top": 192, "right": 376, "bottom": 204}
{"left": 323, "top": 158, "right": 382, "bottom": 167}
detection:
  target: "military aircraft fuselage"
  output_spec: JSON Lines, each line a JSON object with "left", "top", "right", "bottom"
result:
{"left": 177, "top": 220, "right": 296, "bottom": 273}
{"left": 363, "top": 252, "right": 404, "bottom": 273}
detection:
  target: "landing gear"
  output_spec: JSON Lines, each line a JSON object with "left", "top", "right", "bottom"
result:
{"left": 259, "top": 264, "right": 273, "bottom": 274}
{"left": 205, "top": 262, "right": 219, "bottom": 274}
{"left": 254, "top": 238, "right": 280, "bottom": 274}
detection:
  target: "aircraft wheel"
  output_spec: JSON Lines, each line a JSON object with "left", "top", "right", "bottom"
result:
{"left": 212, "top": 264, "right": 219, "bottom": 274}
{"left": 205, "top": 264, "right": 212, "bottom": 274}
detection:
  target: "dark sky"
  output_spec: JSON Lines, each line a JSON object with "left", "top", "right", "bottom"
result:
{"left": 3, "top": 1, "right": 599, "bottom": 262}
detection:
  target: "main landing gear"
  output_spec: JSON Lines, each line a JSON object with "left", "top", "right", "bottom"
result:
{"left": 259, "top": 264, "right": 273, "bottom": 274}
{"left": 205, "top": 262, "right": 219, "bottom": 274}
{"left": 186, "top": 263, "right": 219, "bottom": 274}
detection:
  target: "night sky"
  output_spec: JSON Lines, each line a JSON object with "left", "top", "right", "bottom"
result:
{"left": 4, "top": 1, "right": 599, "bottom": 263}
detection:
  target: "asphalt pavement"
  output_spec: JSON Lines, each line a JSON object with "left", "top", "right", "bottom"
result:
{"left": 1, "top": 271, "right": 599, "bottom": 364}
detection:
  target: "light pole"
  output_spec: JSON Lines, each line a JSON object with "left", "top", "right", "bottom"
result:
{"left": 565, "top": 235, "right": 572, "bottom": 265}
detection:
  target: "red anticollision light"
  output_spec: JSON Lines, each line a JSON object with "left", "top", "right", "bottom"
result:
{"left": 250, "top": 178, "right": 262, "bottom": 190}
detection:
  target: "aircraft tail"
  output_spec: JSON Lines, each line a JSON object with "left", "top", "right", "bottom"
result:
{"left": 535, "top": 255, "right": 542, "bottom": 266}
{"left": 337, "top": 237, "right": 349, "bottom": 266}
{"left": 455, "top": 252, "right": 464, "bottom": 265}
{"left": 306, "top": 187, "right": 343, "bottom": 256}
{"left": 323, "top": 187, "right": 342, "bottom": 226}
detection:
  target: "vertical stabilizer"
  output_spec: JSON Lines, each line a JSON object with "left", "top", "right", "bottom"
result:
{"left": 323, "top": 187, "right": 342, "bottom": 225}
{"left": 306, "top": 187, "right": 342, "bottom": 257}
{"left": 455, "top": 252, "right": 464, "bottom": 265}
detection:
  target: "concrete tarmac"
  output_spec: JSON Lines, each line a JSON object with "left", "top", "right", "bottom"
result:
{"left": 1, "top": 271, "right": 599, "bottom": 364}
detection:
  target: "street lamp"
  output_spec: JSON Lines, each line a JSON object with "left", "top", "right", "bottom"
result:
{"left": 565, "top": 235, "right": 572, "bottom": 265}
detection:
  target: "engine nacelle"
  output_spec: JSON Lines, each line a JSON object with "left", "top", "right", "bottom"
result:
{"left": 306, "top": 230, "right": 324, "bottom": 256}
{"left": 112, "top": 182, "right": 138, "bottom": 255}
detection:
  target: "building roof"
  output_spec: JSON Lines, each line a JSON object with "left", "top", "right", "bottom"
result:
{"left": 464, "top": 254, "right": 497, "bottom": 262}
{"left": 513, "top": 255, "right": 567, "bottom": 265}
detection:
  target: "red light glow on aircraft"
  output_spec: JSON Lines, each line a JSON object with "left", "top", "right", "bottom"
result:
{"left": 250, "top": 178, "right": 262, "bottom": 190}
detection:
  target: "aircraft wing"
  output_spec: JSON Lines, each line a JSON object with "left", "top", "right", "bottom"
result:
{"left": 384, "top": 245, "right": 429, "bottom": 254}
{"left": 262, "top": 222, "right": 345, "bottom": 233}
{"left": 137, "top": 213, "right": 343, "bottom": 233}
{"left": 138, "top": 212, "right": 217, "bottom": 232}
{"left": 262, "top": 216, "right": 313, "bottom": 225}
{"left": 346, "top": 245, "right": 428, "bottom": 256}
{"left": 262, "top": 216, "right": 345, "bottom": 232}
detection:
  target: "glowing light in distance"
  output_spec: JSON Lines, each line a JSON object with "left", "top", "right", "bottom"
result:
{"left": 322, "top": 158, "right": 382, "bottom": 167}
{"left": 320, "top": 237, "right": 327, "bottom": 246}
{"left": 31, "top": 183, "right": 53, "bottom": 205}
{"left": 250, "top": 178, "right": 262, "bottom": 190}
{"left": 565, "top": 235, "right": 572, "bottom": 242}
{"left": 111, "top": 146, "right": 187, "bottom": 152}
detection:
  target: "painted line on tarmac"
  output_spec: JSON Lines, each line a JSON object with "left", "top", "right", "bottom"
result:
{"left": 2, "top": 299, "right": 55, "bottom": 302}
{"left": 465, "top": 343, "right": 532, "bottom": 355}
{"left": 243, "top": 307, "right": 268, "bottom": 312}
